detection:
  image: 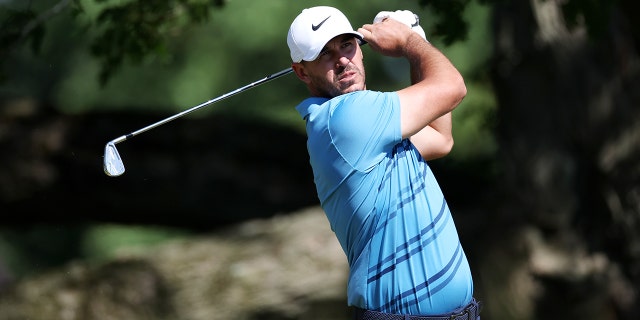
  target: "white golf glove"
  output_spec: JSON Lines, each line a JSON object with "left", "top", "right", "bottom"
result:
{"left": 373, "top": 10, "right": 428, "bottom": 42}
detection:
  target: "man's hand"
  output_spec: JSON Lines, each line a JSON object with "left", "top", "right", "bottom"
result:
{"left": 373, "top": 10, "right": 428, "bottom": 42}
{"left": 358, "top": 18, "right": 420, "bottom": 57}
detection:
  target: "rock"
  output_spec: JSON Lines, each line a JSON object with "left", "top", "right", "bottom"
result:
{"left": 0, "top": 207, "right": 351, "bottom": 320}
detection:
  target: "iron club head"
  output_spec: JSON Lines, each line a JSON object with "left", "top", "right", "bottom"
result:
{"left": 104, "top": 142, "right": 125, "bottom": 177}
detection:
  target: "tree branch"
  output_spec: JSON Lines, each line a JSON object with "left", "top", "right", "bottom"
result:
{"left": 20, "top": 0, "right": 72, "bottom": 41}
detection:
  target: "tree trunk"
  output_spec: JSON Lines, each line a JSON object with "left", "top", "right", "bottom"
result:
{"left": 480, "top": 0, "right": 640, "bottom": 319}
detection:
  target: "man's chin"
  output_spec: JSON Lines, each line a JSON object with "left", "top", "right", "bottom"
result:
{"left": 340, "top": 85, "right": 363, "bottom": 95}
{"left": 338, "top": 80, "right": 363, "bottom": 92}
{"left": 326, "top": 83, "right": 364, "bottom": 97}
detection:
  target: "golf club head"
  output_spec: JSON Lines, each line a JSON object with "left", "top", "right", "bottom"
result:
{"left": 104, "top": 142, "right": 125, "bottom": 177}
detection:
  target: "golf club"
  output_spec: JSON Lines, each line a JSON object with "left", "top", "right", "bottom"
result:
{"left": 103, "top": 67, "right": 294, "bottom": 177}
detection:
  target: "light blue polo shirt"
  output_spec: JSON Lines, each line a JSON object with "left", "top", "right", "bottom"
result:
{"left": 296, "top": 90, "right": 473, "bottom": 315}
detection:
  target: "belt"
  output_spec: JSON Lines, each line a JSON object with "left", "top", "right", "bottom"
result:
{"left": 354, "top": 299, "right": 482, "bottom": 320}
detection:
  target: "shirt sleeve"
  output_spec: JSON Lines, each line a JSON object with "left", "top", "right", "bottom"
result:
{"left": 328, "top": 91, "right": 402, "bottom": 172}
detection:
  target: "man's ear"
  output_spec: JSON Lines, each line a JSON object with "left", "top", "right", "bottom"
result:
{"left": 292, "top": 63, "right": 311, "bottom": 84}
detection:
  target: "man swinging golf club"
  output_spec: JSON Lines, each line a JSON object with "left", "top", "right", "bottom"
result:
{"left": 288, "top": 6, "right": 481, "bottom": 319}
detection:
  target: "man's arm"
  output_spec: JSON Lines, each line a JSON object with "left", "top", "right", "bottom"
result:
{"left": 358, "top": 18, "right": 465, "bottom": 159}
{"left": 409, "top": 113, "right": 452, "bottom": 160}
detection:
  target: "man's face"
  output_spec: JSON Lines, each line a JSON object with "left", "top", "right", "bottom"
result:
{"left": 293, "top": 35, "right": 366, "bottom": 98}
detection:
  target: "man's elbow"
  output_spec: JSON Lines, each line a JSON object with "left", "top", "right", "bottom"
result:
{"left": 451, "top": 76, "right": 467, "bottom": 110}
{"left": 440, "top": 135, "right": 454, "bottom": 157}
{"left": 436, "top": 74, "right": 467, "bottom": 115}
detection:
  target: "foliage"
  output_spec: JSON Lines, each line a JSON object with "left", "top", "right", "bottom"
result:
{"left": 88, "top": 0, "right": 225, "bottom": 85}
{"left": 0, "top": 7, "right": 45, "bottom": 83}
{"left": 0, "top": 0, "right": 622, "bottom": 86}
{"left": 4, "top": 0, "right": 484, "bottom": 86}
{"left": 418, "top": 0, "right": 471, "bottom": 44}
{"left": 0, "top": 0, "right": 225, "bottom": 86}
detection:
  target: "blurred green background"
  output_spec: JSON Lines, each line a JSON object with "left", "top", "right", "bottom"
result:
{"left": 0, "top": 0, "right": 495, "bottom": 278}
{"left": 2, "top": 1, "right": 638, "bottom": 319}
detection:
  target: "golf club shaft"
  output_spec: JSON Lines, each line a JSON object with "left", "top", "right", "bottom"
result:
{"left": 108, "top": 67, "right": 294, "bottom": 145}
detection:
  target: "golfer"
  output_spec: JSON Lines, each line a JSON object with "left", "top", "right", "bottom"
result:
{"left": 288, "top": 6, "right": 481, "bottom": 320}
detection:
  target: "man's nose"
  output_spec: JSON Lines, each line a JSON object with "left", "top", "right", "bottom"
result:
{"left": 336, "top": 56, "right": 350, "bottom": 68}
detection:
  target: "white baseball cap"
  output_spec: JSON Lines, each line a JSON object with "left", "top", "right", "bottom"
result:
{"left": 287, "top": 6, "right": 363, "bottom": 63}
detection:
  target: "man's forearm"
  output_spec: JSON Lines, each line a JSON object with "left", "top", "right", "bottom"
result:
{"left": 405, "top": 36, "right": 460, "bottom": 88}
{"left": 427, "top": 112, "right": 452, "bottom": 138}
{"left": 410, "top": 112, "right": 453, "bottom": 160}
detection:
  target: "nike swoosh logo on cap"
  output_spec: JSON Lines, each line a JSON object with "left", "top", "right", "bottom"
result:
{"left": 312, "top": 15, "right": 331, "bottom": 31}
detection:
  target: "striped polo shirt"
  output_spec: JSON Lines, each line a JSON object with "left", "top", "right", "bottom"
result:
{"left": 296, "top": 90, "right": 473, "bottom": 315}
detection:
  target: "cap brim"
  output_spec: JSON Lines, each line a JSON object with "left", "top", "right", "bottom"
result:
{"left": 304, "top": 31, "right": 365, "bottom": 62}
